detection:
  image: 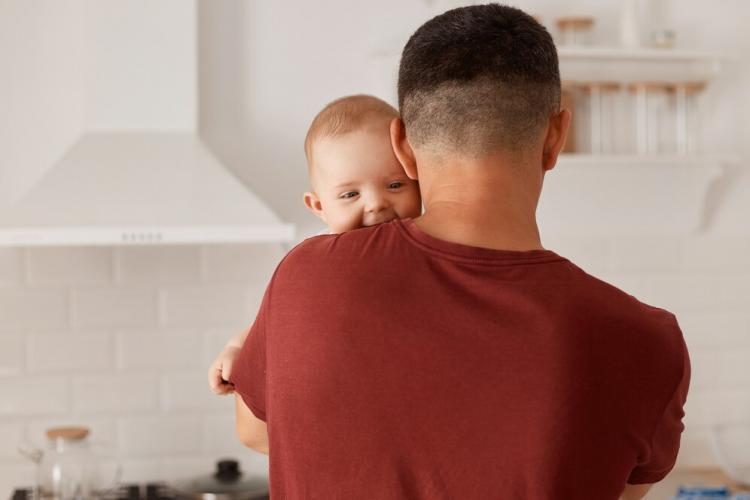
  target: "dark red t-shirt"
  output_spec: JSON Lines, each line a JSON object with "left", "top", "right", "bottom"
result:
{"left": 231, "top": 218, "right": 690, "bottom": 500}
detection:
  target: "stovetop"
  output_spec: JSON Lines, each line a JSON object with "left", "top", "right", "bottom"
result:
{"left": 9, "top": 482, "right": 269, "bottom": 500}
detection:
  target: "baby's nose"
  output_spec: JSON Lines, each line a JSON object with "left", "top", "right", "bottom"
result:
{"left": 365, "top": 195, "right": 389, "bottom": 213}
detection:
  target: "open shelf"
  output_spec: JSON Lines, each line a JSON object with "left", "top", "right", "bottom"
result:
{"left": 558, "top": 46, "right": 725, "bottom": 82}
{"left": 558, "top": 47, "right": 725, "bottom": 62}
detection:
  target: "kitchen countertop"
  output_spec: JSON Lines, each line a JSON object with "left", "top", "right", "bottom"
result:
{"left": 644, "top": 468, "right": 750, "bottom": 499}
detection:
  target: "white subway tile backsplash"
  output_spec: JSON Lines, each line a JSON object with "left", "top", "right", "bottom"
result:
{"left": 71, "top": 374, "right": 159, "bottom": 413}
{"left": 244, "top": 284, "right": 267, "bottom": 318}
{"left": 28, "top": 332, "right": 112, "bottom": 373}
{"left": 0, "top": 377, "right": 67, "bottom": 416}
{"left": 160, "top": 285, "right": 251, "bottom": 327}
{"left": 720, "top": 276, "right": 750, "bottom": 311}
{"left": 0, "top": 289, "right": 68, "bottom": 329}
{"left": 117, "top": 415, "right": 203, "bottom": 456}
{"left": 638, "top": 275, "right": 726, "bottom": 312}
{"left": 202, "top": 414, "right": 247, "bottom": 454}
{"left": 684, "top": 389, "right": 750, "bottom": 429}
{"left": 115, "top": 246, "right": 201, "bottom": 285}
{"left": 683, "top": 236, "right": 750, "bottom": 273}
{"left": 0, "top": 249, "right": 24, "bottom": 285}
{"left": 27, "top": 247, "right": 112, "bottom": 285}
{"left": 161, "top": 372, "right": 233, "bottom": 412}
{"left": 72, "top": 289, "right": 157, "bottom": 328}
{"left": 690, "top": 350, "right": 750, "bottom": 391}
{"left": 0, "top": 420, "right": 25, "bottom": 459}
{"left": 201, "top": 244, "right": 284, "bottom": 284}
{"left": 675, "top": 427, "right": 719, "bottom": 468}
{"left": 606, "top": 236, "right": 686, "bottom": 272}
{"left": 679, "top": 313, "right": 750, "bottom": 350}
{"left": 116, "top": 329, "right": 203, "bottom": 370}
{"left": 0, "top": 336, "right": 25, "bottom": 377}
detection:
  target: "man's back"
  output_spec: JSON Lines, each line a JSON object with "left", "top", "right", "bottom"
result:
{"left": 232, "top": 218, "right": 689, "bottom": 500}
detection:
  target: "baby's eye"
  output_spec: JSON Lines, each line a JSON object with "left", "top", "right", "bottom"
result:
{"left": 388, "top": 182, "right": 404, "bottom": 189}
{"left": 339, "top": 191, "right": 359, "bottom": 199}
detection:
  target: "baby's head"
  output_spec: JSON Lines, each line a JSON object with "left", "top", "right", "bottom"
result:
{"left": 303, "top": 95, "right": 422, "bottom": 234}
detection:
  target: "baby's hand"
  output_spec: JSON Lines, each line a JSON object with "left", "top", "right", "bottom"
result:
{"left": 207, "top": 345, "right": 241, "bottom": 395}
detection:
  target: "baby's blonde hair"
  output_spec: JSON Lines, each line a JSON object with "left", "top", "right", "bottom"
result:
{"left": 304, "top": 94, "right": 399, "bottom": 166}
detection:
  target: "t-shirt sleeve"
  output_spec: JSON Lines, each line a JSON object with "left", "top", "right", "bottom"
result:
{"left": 229, "top": 281, "right": 272, "bottom": 422}
{"left": 627, "top": 335, "right": 691, "bottom": 484}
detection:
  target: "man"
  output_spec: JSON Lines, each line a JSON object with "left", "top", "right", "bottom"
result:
{"left": 231, "top": 5, "right": 690, "bottom": 499}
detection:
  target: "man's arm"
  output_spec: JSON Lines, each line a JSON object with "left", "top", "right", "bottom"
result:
{"left": 620, "top": 483, "right": 653, "bottom": 500}
{"left": 235, "top": 394, "right": 269, "bottom": 455}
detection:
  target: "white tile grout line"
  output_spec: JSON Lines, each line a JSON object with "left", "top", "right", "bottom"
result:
{"left": 112, "top": 247, "right": 123, "bottom": 285}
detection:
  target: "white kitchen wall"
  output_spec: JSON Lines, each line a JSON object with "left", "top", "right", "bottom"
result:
{"left": 0, "top": 1, "right": 87, "bottom": 205}
{"left": 0, "top": 243, "right": 285, "bottom": 496}
{"left": 1, "top": 0, "right": 749, "bottom": 497}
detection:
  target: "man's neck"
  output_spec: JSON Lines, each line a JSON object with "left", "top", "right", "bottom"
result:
{"left": 413, "top": 154, "right": 545, "bottom": 252}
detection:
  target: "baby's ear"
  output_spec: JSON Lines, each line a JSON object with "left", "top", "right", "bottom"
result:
{"left": 303, "top": 192, "right": 326, "bottom": 222}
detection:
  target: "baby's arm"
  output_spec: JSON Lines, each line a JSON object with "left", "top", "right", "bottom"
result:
{"left": 207, "top": 328, "right": 251, "bottom": 395}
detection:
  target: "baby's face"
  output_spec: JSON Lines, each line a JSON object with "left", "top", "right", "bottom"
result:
{"left": 307, "top": 128, "right": 421, "bottom": 234}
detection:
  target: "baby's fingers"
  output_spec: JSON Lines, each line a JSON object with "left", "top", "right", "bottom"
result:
{"left": 221, "top": 358, "right": 235, "bottom": 384}
{"left": 208, "top": 360, "right": 229, "bottom": 393}
{"left": 209, "top": 369, "right": 235, "bottom": 395}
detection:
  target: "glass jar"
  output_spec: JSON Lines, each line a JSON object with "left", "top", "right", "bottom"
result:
{"left": 18, "top": 426, "right": 121, "bottom": 500}
{"left": 582, "top": 81, "right": 621, "bottom": 154}
{"left": 671, "top": 81, "right": 706, "bottom": 154}
{"left": 628, "top": 81, "right": 673, "bottom": 154}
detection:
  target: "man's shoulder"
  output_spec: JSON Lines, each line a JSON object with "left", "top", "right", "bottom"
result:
{"left": 288, "top": 223, "right": 398, "bottom": 259}
{"left": 565, "top": 261, "right": 681, "bottom": 342}
{"left": 274, "top": 223, "right": 400, "bottom": 280}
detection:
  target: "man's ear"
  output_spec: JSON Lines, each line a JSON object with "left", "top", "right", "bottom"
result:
{"left": 542, "top": 108, "right": 572, "bottom": 172}
{"left": 390, "top": 117, "right": 418, "bottom": 181}
{"left": 303, "top": 191, "right": 327, "bottom": 223}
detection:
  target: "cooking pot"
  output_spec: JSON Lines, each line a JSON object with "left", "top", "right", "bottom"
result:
{"left": 168, "top": 459, "right": 269, "bottom": 500}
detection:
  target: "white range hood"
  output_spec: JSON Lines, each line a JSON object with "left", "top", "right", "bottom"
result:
{"left": 1, "top": 1, "right": 297, "bottom": 247}
{"left": 0, "top": 132, "right": 295, "bottom": 247}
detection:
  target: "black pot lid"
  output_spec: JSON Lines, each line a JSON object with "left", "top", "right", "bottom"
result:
{"left": 173, "top": 459, "right": 268, "bottom": 495}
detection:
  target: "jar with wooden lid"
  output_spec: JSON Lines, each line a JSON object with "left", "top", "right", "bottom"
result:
{"left": 18, "top": 426, "right": 121, "bottom": 500}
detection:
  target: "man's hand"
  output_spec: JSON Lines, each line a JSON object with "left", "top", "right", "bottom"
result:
{"left": 207, "top": 345, "right": 241, "bottom": 395}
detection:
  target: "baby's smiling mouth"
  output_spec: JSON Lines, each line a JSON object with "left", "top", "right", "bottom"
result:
{"left": 364, "top": 212, "right": 398, "bottom": 227}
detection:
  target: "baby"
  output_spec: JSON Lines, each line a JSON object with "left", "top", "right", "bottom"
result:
{"left": 207, "top": 94, "right": 422, "bottom": 394}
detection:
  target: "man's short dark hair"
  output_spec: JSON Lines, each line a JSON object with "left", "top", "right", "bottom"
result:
{"left": 398, "top": 3, "right": 560, "bottom": 155}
